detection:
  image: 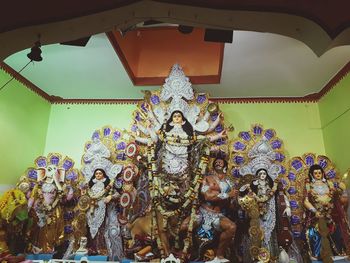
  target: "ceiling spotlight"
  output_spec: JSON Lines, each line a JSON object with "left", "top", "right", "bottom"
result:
{"left": 178, "top": 25, "right": 194, "bottom": 34}
{"left": 27, "top": 41, "right": 43, "bottom": 62}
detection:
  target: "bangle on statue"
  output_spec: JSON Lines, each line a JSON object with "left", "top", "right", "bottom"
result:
{"left": 310, "top": 207, "right": 317, "bottom": 213}
{"left": 218, "top": 193, "right": 228, "bottom": 200}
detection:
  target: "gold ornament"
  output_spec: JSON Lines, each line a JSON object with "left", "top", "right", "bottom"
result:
{"left": 77, "top": 195, "right": 90, "bottom": 211}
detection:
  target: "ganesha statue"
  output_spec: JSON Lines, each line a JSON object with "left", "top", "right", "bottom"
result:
{"left": 19, "top": 153, "right": 80, "bottom": 254}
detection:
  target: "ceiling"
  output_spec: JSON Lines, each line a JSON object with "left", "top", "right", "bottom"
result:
{"left": 1, "top": 1, "right": 350, "bottom": 100}
{"left": 3, "top": 29, "right": 350, "bottom": 100}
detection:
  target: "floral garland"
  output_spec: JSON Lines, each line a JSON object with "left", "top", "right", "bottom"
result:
{"left": 146, "top": 136, "right": 210, "bottom": 258}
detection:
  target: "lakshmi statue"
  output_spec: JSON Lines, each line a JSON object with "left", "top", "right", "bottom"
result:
{"left": 128, "top": 64, "right": 228, "bottom": 258}
{"left": 304, "top": 164, "right": 350, "bottom": 261}
{"left": 79, "top": 136, "right": 124, "bottom": 261}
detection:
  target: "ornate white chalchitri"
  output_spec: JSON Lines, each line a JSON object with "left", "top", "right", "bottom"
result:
{"left": 127, "top": 64, "right": 227, "bottom": 257}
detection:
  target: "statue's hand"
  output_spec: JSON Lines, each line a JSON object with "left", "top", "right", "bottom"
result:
{"left": 229, "top": 189, "right": 238, "bottom": 198}
{"left": 316, "top": 211, "right": 323, "bottom": 218}
{"left": 104, "top": 195, "right": 112, "bottom": 204}
{"left": 283, "top": 207, "right": 291, "bottom": 217}
{"left": 32, "top": 245, "right": 43, "bottom": 254}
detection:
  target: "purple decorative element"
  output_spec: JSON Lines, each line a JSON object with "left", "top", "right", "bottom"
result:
{"left": 280, "top": 178, "right": 287, "bottom": 186}
{"left": 28, "top": 169, "right": 37, "bottom": 180}
{"left": 234, "top": 141, "right": 246, "bottom": 151}
{"left": 86, "top": 143, "right": 91, "bottom": 150}
{"left": 305, "top": 155, "right": 314, "bottom": 166}
{"left": 327, "top": 169, "right": 336, "bottom": 179}
{"left": 115, "top": 178, "right": 123, "bottom": 189}
{"left": 150, "top": 95, "right": 160, "bottom": 105}
{"left": 216, "top": 139, "right": 225, "bottom": 146}
{"left": 292, "top": 231, "right": 301, "bottom": 238}
{"left": 318, "top": 159, "right": 327, "bottom": 169}
{"left": 264, "top": 129, "right": 275, "bottom": 140}
{"left": 30, "top": 182, "right": 36, "bottom": 189}
{"left": 288, "top": 187, "right": 297, "bottom": 195}
{"left": 288, "top": 172, "right": 296, "bottom": 181}
{"left": 117, "top": 153, "right": 126, "bottom": 161}
{"left": 64, "top": 225, "right": 74, "bottom": 234}
{"left": 196, "top": 94, "right": 206, "bottom": 104}
{"left": 334, "top": 182, "right": 339, "bottom": 188}
{"left": 215, "top": 124, "right": 223, "bottom": 133}
{"left": 117, "top": 142, "right": 126, "bottom": 150}
{"left": 135, "top": 113, "right": 141, "bottom": 122}
{"left": 104, "top": 127, "right": 111, "bottom": 136}
{"left": 211, "top": 113, "right": 218, "bottom": 121}
{"left": 113, "top": 131, "right": 121, "bottom": 141}
{"left": 253, "top": 125, "right": 262, "bottom": 135}
{"left": 50, "top": 156, "right": 60, "bottom": 165}
{"left": 275, "top": 153, "right": 285, "bottom": 162}
{"left": 291, "top": 159, "right": 303, "bottom": 171}
{"left": 64, "top": 211, "right": 74, "bottom": 220}
{"left": 279, "top": 166, "right": 286, "bottom": 175}
{"left": 131, "top": 125, "right": 138, "bottom": 132}
{"left": 91, "top": 131, "right": 100, "bottom": 140}
{"left": 290, "top": 200, "right": 299, "bottom": 209}
{"left": 66, "top": 171, "right": 78, "bottom": 181}
{"left": 271, "top": 139, "right": 282, "bottom": 149}
{"left": 233, "top": 155, "right": 245, "bottom": 165}
{"left": 36, "top": 158, "right": 46, "bottom": 168}
{"left": 290, "top": 215, "right": 300, "bottom": 225}
{"left": 231, "top": 168, "right": 241, "bottom": 178}
{"left": 239, "top": 132, "right": 251, "bottom": 141}
{"left": 141, "top": 103, "right": 148, "bottom": 112}
{"left": 63, "top": 160, "right": 73, "bottom": 170}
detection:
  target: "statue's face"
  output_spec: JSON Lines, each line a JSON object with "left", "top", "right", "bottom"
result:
{"left": 94, "top": 170, "right": 105, "bottom": 181}
{"left": 313, "top": 169, "right": 323, "bottom": 180}
{"left": 80, "top": 237, "right": 87, "bottom": 247}
{"left": 214, "top": 159, "right": 225, "bottom": 172}
{"left": 258, "top": 170, "right": 267, "bottom": 180}
{"left": 45, "top": 165, "right": 57, "bottom": 183}
{"left": 172, "top": 112, "right": 183, "bottom": 124}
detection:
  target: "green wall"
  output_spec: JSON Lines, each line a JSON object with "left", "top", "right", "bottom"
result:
{"left": 44, "top": 103, "right": 136, "bottom": 167}
{"left": 319, "top": 72, "right": 350, "bottom": 173}
{"left": 44, "top": 102, "right": 325, "bottom": 169}
{"left": 0, "top": 69, "right": 51, "bottom": 187}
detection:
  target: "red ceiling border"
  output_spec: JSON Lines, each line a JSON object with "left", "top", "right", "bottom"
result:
{"left": 0, "top": 61, "right": 349, "bottom": 105}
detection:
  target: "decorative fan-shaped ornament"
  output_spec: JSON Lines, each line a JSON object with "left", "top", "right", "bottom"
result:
{"left": 120, "top": 192, "right": 132, "bottom": 208}
{"left": 230, "top": 124, "right": 288, "bottom": 184}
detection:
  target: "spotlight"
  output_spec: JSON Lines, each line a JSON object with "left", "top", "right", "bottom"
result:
{"left": 27, "top": 41, "right": 43, "bottom": 62}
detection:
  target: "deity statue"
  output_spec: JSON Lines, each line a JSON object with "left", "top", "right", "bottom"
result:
{"left": 180, "top": 154, "right": 237, "bottom": 263}
{"left": 23, "top": 154, "right": 79, "bottom": 255}
{"left": 127, "top": 64, "right": 228, "bottom": 258}
{"left": 231, "top": 125, "right": 301, "bottom": 262}
{"left": 0, "top": 188, "right": 28, "bottom": 262}
{"left": 75, "top": 237, "right": 88, "bottom": 255}
{"left": 304, "top": 164, "right": 350, "bottom": 261}
{"left": 79, "top": 137, "right": 124, "bottom": 261}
